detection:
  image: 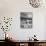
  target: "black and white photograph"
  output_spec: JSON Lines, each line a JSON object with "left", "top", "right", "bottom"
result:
{"left": 20, "top": 12, "right": 33, "bottom": 29}
{"left": 0, "top": 0, "right": 46, "bottom": 46}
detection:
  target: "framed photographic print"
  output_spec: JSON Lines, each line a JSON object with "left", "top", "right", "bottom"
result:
{"left": 20, "top": 12, "right": 33, "bottom": 29}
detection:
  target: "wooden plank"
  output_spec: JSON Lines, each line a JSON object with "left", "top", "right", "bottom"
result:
{"left": 24, "top": 43, "right": 28, "bottom": 46}
{"left": 43, "top": 43, "right": 46, "bottom": 46}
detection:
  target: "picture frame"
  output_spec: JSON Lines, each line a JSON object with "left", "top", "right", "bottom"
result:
{"left": 20, "top": 12, "right": 33, "bottom": 29}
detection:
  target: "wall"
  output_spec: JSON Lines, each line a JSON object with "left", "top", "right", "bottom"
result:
{"left": 0, "top": 0, "right": 46, "bottom": 40}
